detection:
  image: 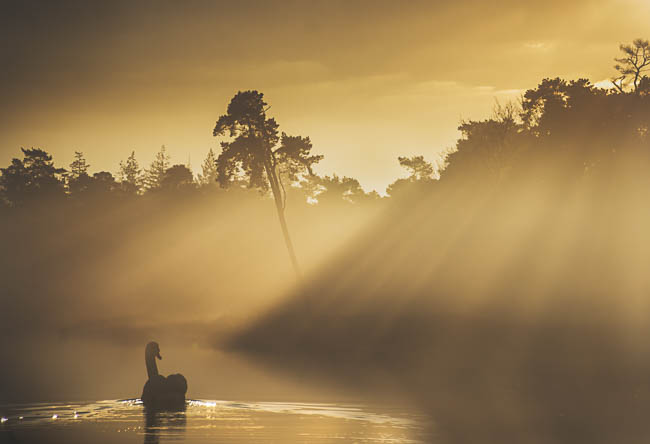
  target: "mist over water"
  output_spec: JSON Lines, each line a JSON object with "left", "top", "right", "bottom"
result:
{"left": 0, "top": 191, "right": 384, "bottom": 404}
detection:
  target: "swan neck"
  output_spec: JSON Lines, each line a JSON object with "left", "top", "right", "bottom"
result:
{"left": 145, "top": 353, "right": 159, "bottom": 379}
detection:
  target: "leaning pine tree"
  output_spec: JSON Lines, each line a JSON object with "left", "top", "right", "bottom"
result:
{"left": 213, "top": 91, "right": 321, "bottom": 279}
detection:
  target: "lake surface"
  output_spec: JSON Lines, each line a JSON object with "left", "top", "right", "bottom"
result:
{"left": 0, "top": 399, "right": 427, "bottom": 443}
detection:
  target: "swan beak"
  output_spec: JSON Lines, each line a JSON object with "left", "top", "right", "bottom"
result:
{"left": 156, "top": 352, "right": 162, "bottom": 359}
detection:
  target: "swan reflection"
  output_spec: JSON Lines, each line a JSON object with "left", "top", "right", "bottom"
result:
{"left": 143, "top": 406, "right": 187, "bottom": 444}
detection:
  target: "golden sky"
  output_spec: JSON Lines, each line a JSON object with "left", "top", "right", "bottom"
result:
{"left": 1, "top": 0, "right": 649, "bottom": 192}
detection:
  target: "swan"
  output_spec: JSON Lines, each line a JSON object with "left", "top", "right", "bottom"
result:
{"left": 141, "top": 341, "right": 187, "bottom": 410}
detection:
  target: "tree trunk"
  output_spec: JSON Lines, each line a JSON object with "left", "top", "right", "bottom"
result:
{"left": 264, "top": 159, "right": 302, "bottom": 280}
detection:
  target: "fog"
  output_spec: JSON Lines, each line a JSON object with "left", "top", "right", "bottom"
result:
{"left": 225, "top": 81, "right": 650, "bottom": 443}
{"left": 229, "top": 168, "right": 650, "bottom": 443}
{"left": 2, "top": 44, "right": 650, "bottom": 444}
{"left": 0, "top": 191, "right": 383, "bottom": 404}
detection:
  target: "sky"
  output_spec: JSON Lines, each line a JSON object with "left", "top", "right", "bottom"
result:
{"left": 1, "top": 0, "right": 649, "bottom": 192}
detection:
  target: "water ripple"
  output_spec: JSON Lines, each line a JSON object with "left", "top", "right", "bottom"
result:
{"left": 0, "top": 398, "right": 428, "bottom": 443}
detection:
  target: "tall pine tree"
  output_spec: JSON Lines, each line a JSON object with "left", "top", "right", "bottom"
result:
{"left": 69, "top": 151, "right": 90, "bottom": 178}
{"left": 198, "top": 148, "right": 218, "bottom": 186}
{"left": 68, "top": 151, "right": 91, "bottom": 195}
{"left": 144, "top": 145, "right": 170, "bottom": 191}
{"left": 118, "top": 151, "right": 143, "bottom": 194}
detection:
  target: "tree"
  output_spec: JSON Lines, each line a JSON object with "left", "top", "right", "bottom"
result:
{"left": 444, "top": 115, "right": 522, "bottom": 183}
{"left": 144, "top": 145, "right": 171, "bottom": 191}
{"left": 161, "top": 164, "right": 195, "bottom": 191}
{"left": 315, "top": 174, "right": 369, "bottom": 205}
{"left": 275, "top": 133, "right": 323, "bottom": 182}
{"left": 87, "top": 171, "right": 118, "bottom": 195}
{"left": 68, "top": 151, "right": 92, "bottom": 195}
{"left": 638, "top": 76, "right": 650, "bottom": 96}
{"left": 0, "top": 148, "right": 66, "bottom": 207}
{"left": 398, "top": 156, "right": 435, "bottom": 180}
{"left": 213, "top": 90, "right": 320, "bottom": 277}
{"left": 118, "top": 151, "right": 143, "bottom": 194}
{"left": 612, "top": 38, "right": 650, "bottom": 94}
{"left": 386, "top": 156, "right": 437, "bottom": 197}
{"left": 275, "top": 133, "right": 323, "bottom": 206}
{"left": 69, "top": 151, "right": 90, "bottom": 178}
{"left": 198, "top": 148, "right": 219, "bottom": 187}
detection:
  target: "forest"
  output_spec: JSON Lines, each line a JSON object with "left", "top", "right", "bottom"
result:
{"left": 1, "top": 38, "right": 650, "bottom": 444}
{"left": 1, "top": 37, "right": 649, "bottom": 337}
{"left": 2, "top": 38, "right": 649, "bottom": 214}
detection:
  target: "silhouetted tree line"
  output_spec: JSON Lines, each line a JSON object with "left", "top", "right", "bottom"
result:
{"left": 2, "top": 39, "right": 648, "bottom": 215}
{"left": 1, "top": 38, "right": 648, "bottom": 283}
{"left": 394, "top": 38, "right": 650, "bottom": 204}
{"left": 0, "top": 142, "right": 386, "bottom": 212}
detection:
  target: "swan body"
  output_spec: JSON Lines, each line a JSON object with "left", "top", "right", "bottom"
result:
{"left": 141, "top": 341, "right": 187, "bottom": 410}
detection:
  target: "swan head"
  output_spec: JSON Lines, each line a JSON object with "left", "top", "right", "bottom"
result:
{"left": 146, "top": 341, "right": 162, "bottom": 360}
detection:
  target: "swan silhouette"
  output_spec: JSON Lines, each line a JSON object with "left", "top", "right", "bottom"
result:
{"left": 141, "top": 341, "right": 187, "bottom": 410}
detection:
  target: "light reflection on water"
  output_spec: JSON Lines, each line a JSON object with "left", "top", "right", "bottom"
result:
{"left": 0, "top": 399, "right": 427, "bottom": 443}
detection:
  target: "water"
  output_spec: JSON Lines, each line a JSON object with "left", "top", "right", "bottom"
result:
{"left": 0, "top": 399, "right": 427, "bottom": 443}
